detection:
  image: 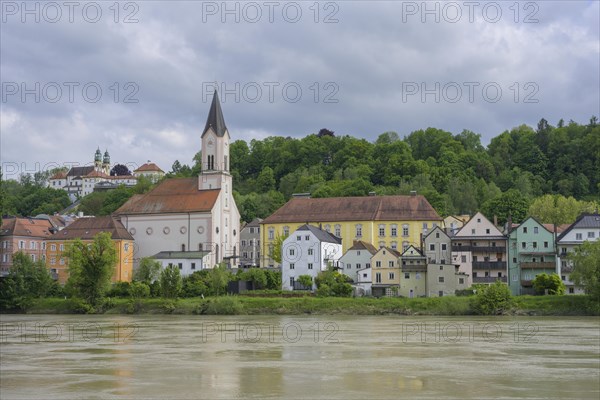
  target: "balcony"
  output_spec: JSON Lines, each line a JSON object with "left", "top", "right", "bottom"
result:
{"left": 473, "top": 276, "right": 507, "bottom": 284}
{"left": 521, "top": 280, "right": 533, "bottom": 287}
{"left": 401, "top": 264, "right": 427, "bottom": 272}
{"left": 521, "top": 262, "right": 555, "bottom": 270}
{"left": 452, "top": 245, "right": 506, "bottom": 253}
{"left": 472, "top": 261, "right": 507, "bottom": 270}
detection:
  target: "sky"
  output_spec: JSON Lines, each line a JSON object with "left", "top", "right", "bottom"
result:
{"left": 1, "top": 0, "right": 598, "bottom": 180}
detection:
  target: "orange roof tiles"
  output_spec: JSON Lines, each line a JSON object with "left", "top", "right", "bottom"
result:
{"left": 114, "top": 178, "right": 219, "bottom": 215}
{"left": 0, "top": 217, "right": 54, "bottom": 238}
{"left": 52, "top": 216, "right": 133, "bottom": 240}
{"left": 262, "top": 195, "right": 441, "bottom": 224}
{"left": 134, "top": 163, "right": 164, "bottom": 173}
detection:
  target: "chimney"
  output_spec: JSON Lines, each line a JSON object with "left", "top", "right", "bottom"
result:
{"left": 494, "top": 215, "right": 498, "bottom": 227}
{"left": 77, "top": 211, "right": 84, "bottom": 218}
{"left": 410, "top": 190, "right": 417, "bottom": 196}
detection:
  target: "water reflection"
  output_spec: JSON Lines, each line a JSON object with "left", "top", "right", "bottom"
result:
{"left": 0, "top": 315, "right": 598, "bottom": 399}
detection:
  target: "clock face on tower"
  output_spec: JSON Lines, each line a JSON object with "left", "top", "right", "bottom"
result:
{"left": 207, "top": 140, "right": 213, "bottom": 148}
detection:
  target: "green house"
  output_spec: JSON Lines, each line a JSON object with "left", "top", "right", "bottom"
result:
{"left": 508, "top": 217, "right": 557, "bottom": 295}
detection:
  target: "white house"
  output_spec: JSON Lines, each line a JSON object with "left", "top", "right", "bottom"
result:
{"left": 115, "top": 91, "right": 241, "bottom": 270}
{"left": 338, "top": 240, "right": 377, "bottom": 283}
{"left": 152, "top": 251, "right": 211, "bottom": 277}
{"left": 281, "top": 224, "right": 343, "bottom": 291}
{"left": 556, "top": 213, "right": 600, "bottom": 294}
{"left": 355, "top": 266, "right": 372, "bottom": 296}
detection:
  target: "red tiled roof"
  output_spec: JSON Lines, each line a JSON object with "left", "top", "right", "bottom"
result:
{"left": 114, "top": 178, "right": 219, "bottom": 215}
{"left": 50, "top": 171, "right": 67, "bottom": 179}
{"left": 0, "top": 217, "right": 54, "bottom": 238}
{"left": 85, "top": 170, "right": 111, "bottom": 178}
{"left": 52, "top": 216, "right": 133, "bottom": 240}
{"left": 134, "top": 163, "right": 164, "bottom": 173}
{"left": 262, "top": 195, "right": 441, "bottom": 224}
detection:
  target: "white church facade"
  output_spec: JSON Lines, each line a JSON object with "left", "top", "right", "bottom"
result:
{"left": 114, "top": 91, "right": 241, "bottom": 269}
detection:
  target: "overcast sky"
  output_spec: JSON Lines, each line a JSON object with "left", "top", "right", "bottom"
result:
{"left": 1, "top": 0, "right": 598, "bottom": 179}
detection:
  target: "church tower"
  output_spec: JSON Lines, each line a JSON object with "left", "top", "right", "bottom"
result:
{"left": 102, "top": 150, "right": 111, "bottom": 175}
{"left": 94, "top": 148, "right": 102, "bottom": 172}
{"left": 199, "top": 90, "right": 232, "bottom": 193}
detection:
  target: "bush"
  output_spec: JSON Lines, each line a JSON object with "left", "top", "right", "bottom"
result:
{"left": 204, "top": 297, "right": 244, "bottom": 315}
{"left": 470, "top": 281, "right": 514, "bottom": 315}
{"left": 108, "top": 282, "right": 131, "bottom": 298}
{"left": 532, "top": 273, "right": 565, "bottom": 295}
{"left": 66, "top": 297, "right": 95, "bottom": 314}
{"left": 160, "top": 265, "right": 182, "bottom": 299}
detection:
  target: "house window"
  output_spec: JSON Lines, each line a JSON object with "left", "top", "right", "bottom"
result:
{"left": 523, "top": 227, "right": 528, "bottom": 233}
{"left": 513, "top": 257, "right": 517, "bottom": 263}
{"left": 50, "top": 257, "right": 56, "bottom": 265}
{"left": 521, "top": 242, "right": 526, "bottom": 249}
{"left": 178, "top": 263, "right": 183, "bottom": 270}
{"left": 356, "top": 224, "right": 362, "bottom": 237}
{"left": 477, "top": 218, "right": 481, "bottom": 223}
{"left": 243, "top": 252, "right": 248, "bottom": 258}
{"left": 534, "top": 227, "right": 539, "bottom": 234}
{"left": 544, "top": 241, "right": 549, "bottom": 248}
{"left": 388, "top": 272, "right": 395, "bottom": 280}
{"left": 375, "top": 273, "right": 381, "bottom": 283}
{"left": 289, "top": 277, "right": 295, "bottom": 287}
{"left": 60, "top": 244, "right": 64, "bottom": 251}
{"left": 308, "top": 248, "right": 313, "bottom": 256}
{"left": 402, "top": 225, "right": 409, "bottom": 237}
{"left": 471, "top": 229, "right": 476, "bottom": 235}
{"left": 308, "top": 263, "right": 313, "bottom": 270}
{"left": 268, "top": 228, "right": 274, "bottom": 240}
{"left": 533, "top": 242, "right": 537, "bottom": 249}
{"left": 485, "top": 229, "right": 490, "bottom": 234}
{"left": 441, "top": 244, "right": 447, "bottom": 251}
{"left": 50, "top": 244, "right": 56, "bottom": 251}
{"left": 378, "top": 225, "right": 385, "bottom": 237}
{"left": 404, "top": 272, "right": 410, "bottom": 279}
{"left": 388, "top": 261, "right": 394, "bottom": 267}
{"left": 181, "top": 244, "right": 186, "bottom": 252}
{"left": 439, "top": 265, "right": 443, "bottom": 271}
{"left": 576, "top": 233, "right": 582, "bottom": 240}
{"left": 403, "top": 241, "right": 409, "bottom": 251}
{"left": 191, "top": 263, "right": 196, "bottom": 270}
{"left": 335, "top": 225, "right": 341, "bottom": 237}
{"left": 439, "top": 291, "right": 444, "bottom": 297}
{"left": 436, "top": 232, "right": 440, "bottom": 238}
{"left": 391, "top": 242, "right": 397, "bottom": 250}
{"left": 289, "top": 248, "right": 295, "bottom": 256}
{"left": 415, "top": 273, "right": 421, "bottom": 280}
{"left": 459, "top": 278, "right": 464, "bottom": 285}
{"left": 376, "top": 261, "right": 381, "bottom": 268}
{"left": 461, "top": 255, "right": 467, "bottom": 263}
{"left": 296, "top": 236, "right": 301, "bottom": 241}
{"left": 429, "top": 244, "right": 435, "bottom": 251}
{"left": 283, "top": 226, "right": 289, "bottom": 236}
{"left": 31, "top": 254, "right": 36, "bottom": 261}
{"left": 59, "top": 258, "right": 65, "bottom": 265}
{"left": 124, "top": 243, "right": 129, "bottom": 251}
{"left": 290, "top": 263, "right": 295, "bottom": 270}
{"left": 438, "top": 276, "right": 444, "bottom": 283}
{"left": 242, "top": 240, "right": 246, "bottom": 246}
{"left": 569, "top": 288, "right": 574, "bottom": 294}
{"left": 305, "top": 235, "right": 310, "bottom": 241}
{"left": 391, "top": 225, "right": 397, "bottom": 237}
{"left": 588, "top": 232, "right": 595, "bottom": 239}
{"left": 346, "top": 263, "right": 351, "bottom": 269}
{"left": 325, "top": 224, "right": 331, "bottom": 232}
{"left": 356, "top": 263, "right": 361, "bottom": 269}
{"left": 19, "top": 241, "right": 25, "bottom": 249}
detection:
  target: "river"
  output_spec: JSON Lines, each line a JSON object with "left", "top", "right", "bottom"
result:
{"left": 0, "top": 315, "right": 598, "bottom": 399}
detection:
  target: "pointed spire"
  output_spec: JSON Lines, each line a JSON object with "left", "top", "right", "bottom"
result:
{"left": 202, "top": 90, "right": 227, "bottom": 137}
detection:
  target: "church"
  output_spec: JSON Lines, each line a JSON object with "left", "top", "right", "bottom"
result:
{"left": 114, "top": 91, "right": 241, "bottom": 269}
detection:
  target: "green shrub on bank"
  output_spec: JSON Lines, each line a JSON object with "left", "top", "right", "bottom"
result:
{"left": 202, "top": 296, "right": 244, "bottom": 315}
{"left": 470, "top": 281, "right": 515, "bottom": 315}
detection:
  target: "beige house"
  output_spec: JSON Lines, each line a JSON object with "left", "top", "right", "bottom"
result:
{"left": 370, "top": 246, "right": 401, "bottom": 297}
{"left": 399, "top": 245, "right": 427, "bottom": 298}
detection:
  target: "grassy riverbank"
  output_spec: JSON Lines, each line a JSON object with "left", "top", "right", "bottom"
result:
{"left": 17, "top": 295, "right": 600, "bottom": 316}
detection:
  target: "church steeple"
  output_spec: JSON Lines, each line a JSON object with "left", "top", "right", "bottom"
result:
{"left": 202, "top": 90, "right": 228, "bottom": 138}
{"left": 199, "top": 90, "right": 231, "bottom": 192}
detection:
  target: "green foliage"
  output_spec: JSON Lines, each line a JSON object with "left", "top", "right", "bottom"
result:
{"left": 482, "top": 189, "right": 530, "bottom": 225}
{"left": 2, "top": 176, "right": 70, "bottom": 216}
{"left": 135, "top": 257, "right": 161, "bottom": 284}
{"left": 127, "top": 281, "right": 150, "bottom": 313}
{"left": 569, "top": 240, "right": 600, "bottom": 300}
{"left": 0, "top": 252, "right": 54, "bottom": 311}
{"left": 264, "top": 270, "right": 282, "bottom": 290}
{"left": 529, "top": 195, "right": 599, "bottom": 225}
{"left": 532, "top": 273, "right": 566, "bottom": 295}
{"left": 314, "top": 268, "right": 353, "bottom": 297}
{"left": 238, "top": 268, "right": 268, "bottom": 289}
{"left": 108, "top": 281, "right": 131, "bottom": 297}
{"left": 297, "top": 274, "right": 314, "bottom": 289}
{"left": 66, "top": 232, "right": 117, "bottom": 307}
{"left": 470, "top": 281, "right": 514, "bottom": 315}
{"left": 160, "top": 265, "right": 182, "bottom": 299}
{"left": 269, "top": 233, "right": 288, "bottom": 264}
{"left": 202, "top": 296, "right": 244, "bottom": 315}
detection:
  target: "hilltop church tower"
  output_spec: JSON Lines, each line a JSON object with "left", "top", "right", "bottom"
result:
{"left": 94, "top": 148, "right": 102, "bottom": 172}
{"left": 199, "top": 90, "right": 232, "bottom": 193}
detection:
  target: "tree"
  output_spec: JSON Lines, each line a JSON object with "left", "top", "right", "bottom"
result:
{"left": 256, "top": 166, "right": 276, "bottom": 192}
{"left": 470, "top": 281, "right": 514, "bottom": 315}
{"left": 110, "top": 164, "right": 132, "bottom": 176}
{"left": 569, "top": 240, "right": 600, "bottom": 300}
{"left": 160, "top": 264, "right": 182, "bottom": 299}
{"left": 128, "top": 281, "right": 150, "bottom": 312}
{"left": 482, "top": 189, "right": 530, "bottom": 225}
{"left": 0, "top": 252, "right": 54, "bottom": 311}
{"left": 529, "top": 195, "right": 599, "bottom": 225}
{"left": 239, "top": 268, "right": 267, "bottom": 289}
{"left": 317, "top": 128, "right": 335, "bottom": 137}
{"left": 135, "top": 257, "right": 162, "bottom": 284}
{"left": 314, "top": 267, "right": 353, "bottom": 297}
{"left": 297, "top": 274, "right": 314, "bottom": 290}
{"left": 208, "top": 264, "right": 230, "bottom": 296}
{"left": 270, "top": 233, "right": 288, "bottom": 264}
{"left": 532, "top": 273, "right": 565, "bottom": 295}
{"left": 66, "top": 232, "right": 117, "bottom": 306}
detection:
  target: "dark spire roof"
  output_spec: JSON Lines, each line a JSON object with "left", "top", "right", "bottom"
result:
{"left": 202, "top": 90, "right": 227, "bottom": 137}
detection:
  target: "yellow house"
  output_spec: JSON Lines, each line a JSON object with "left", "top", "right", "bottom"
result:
{"left": 260, "top": 194, "right": 442, "bottom": 268}
{"left": 46, "top": 216, "right": 134, "bottom": 284}
{"left": 371, "top": 246, "right": 401, "bottom": 297}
